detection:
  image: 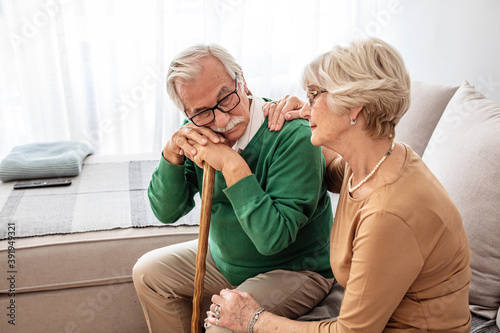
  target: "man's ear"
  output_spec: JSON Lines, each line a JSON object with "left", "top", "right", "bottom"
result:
{"left": 241, "top": 73, "right": 250, "bottom": 95}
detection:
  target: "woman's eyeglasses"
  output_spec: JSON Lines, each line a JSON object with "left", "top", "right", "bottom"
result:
{"left": 306, "top": 89, "right": 328, "bottom": 107}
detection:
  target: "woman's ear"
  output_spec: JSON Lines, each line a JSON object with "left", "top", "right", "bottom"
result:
{"left": 349, "top": 106, "right": 364, "bottom": 122}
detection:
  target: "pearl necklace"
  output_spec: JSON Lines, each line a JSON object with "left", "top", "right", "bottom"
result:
{"left": 348, "top": 141, "right": 395, "bottom": 193}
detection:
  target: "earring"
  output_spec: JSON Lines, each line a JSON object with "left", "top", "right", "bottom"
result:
{"left": 350, "top": 117, "right": 357, "bottom": 125}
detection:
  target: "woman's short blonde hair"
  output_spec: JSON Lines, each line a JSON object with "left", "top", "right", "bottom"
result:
{"left": 302, "top": 37, "right": 411, "bottom": 139}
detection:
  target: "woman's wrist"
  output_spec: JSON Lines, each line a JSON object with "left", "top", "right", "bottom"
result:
{"left": 248, "top": 307, "right": 265, "bottom": 333}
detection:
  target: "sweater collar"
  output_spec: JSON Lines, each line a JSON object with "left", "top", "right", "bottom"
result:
{"left": 233, "top": 95, "right": 266, "bottom": 153}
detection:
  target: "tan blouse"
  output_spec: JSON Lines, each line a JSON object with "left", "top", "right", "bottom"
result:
{"left": 308, "top": 145, "right": 471, "bottom": 332}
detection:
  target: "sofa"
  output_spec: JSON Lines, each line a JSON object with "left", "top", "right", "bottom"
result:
{"left": 0, "top": 154, "right": 201, "bottom": 333}
{"left": 0, "top": 80, "right": 499, "bottom": 332}
{"left": 402, "top": 80, "right": 499, "bottom": 332}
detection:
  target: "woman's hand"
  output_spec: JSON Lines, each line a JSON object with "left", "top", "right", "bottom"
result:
{"left": 206, "top": 289, "right": 261, "bottom": 332}
{"left": 162, "top": 123, "right": 226, "bottom": 165}
{"left": 263, "top": 96, "right": 307, "bottom": 131}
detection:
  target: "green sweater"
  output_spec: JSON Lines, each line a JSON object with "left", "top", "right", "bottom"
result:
{"left": 148, "top": 118, "right": 333, "bottom": 285}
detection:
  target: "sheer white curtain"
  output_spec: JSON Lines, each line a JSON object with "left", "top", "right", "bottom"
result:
{"left": 0, "top": 0, "right": 369, "bottom": 160}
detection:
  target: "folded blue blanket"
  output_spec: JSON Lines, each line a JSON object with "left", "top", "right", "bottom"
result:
{"left": 0, "top": 141, "right": 94, "bottom": 182}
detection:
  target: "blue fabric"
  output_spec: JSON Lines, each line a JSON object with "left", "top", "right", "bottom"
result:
{"left": 0, "top": 141, "right": 94, "bottom": 182}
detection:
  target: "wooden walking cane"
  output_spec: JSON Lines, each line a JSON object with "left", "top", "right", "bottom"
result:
{"left": 191, "top": 163, "right": 216, "bottom": 333}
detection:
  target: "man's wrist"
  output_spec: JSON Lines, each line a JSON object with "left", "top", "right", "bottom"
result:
{"left": 222, "top": 155, "right": 251, "bottom": 187}
{"left": 162, "top": 148, "right": 185, "bottom": 165}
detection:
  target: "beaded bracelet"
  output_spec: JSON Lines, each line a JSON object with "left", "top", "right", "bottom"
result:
{"left": 248, "top": 307, "right": 265, "bottom": 333}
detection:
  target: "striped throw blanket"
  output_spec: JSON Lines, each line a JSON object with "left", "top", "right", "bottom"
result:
{"left": 0, "top": 159, "right": 200, "bottom": 239}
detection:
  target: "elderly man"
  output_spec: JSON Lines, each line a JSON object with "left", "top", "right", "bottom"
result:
{"left": 132, "top": 44, "right": 333, "bottom": 333}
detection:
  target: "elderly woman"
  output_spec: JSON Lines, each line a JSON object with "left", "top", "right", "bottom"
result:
{"left": 205, "top": 37, "right": 471, "bottom": 332}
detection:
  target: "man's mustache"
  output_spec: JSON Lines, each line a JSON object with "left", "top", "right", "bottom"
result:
{"left": 210, "top": 116, "right": 245, "bottom": 134}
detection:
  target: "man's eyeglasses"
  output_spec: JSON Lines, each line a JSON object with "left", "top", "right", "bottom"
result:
{"left": 307, "top": 89, "right": 328, "bottom": 107}
{"left": 186, "top": 75, "right": 241, "bottom": 127}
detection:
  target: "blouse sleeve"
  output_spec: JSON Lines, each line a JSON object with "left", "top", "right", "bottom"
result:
{"left": 308, "top": 211, "right": 424, "bottom": 333}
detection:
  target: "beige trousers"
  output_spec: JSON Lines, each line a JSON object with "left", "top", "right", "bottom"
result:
{"left": 133, "top": 240, "right": 332, "bottom": 333}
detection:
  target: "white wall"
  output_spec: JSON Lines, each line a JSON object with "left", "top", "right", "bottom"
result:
{"left": 367, "top": 0, "right": 500, "bottom": 102}
{"left": 1, "top": 1, "right": 498, "bottom": 160}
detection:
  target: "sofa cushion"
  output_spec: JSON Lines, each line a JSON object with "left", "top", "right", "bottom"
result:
{"left": 396, "top": 81, "right": 458, "bottom": 156}
{"left": 471, "top": 313, "right": 500, "bottom": 333}
{"left": 497, "top": 307, "right": 500, "bottom": 331}
{"left": 422, "top": 81, "right": 500, "bottom": 320}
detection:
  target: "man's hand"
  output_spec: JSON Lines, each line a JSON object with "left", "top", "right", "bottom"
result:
{"left": 190, "top": 140, "right": 251, "bottom": 187}
{"left": 263, "top": 96, "right": 307, "bottom": 131}
{"left": 162, "top": 123, "right": 226, "bottom": 165}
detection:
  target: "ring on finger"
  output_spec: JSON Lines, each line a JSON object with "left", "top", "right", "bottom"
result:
{"left": 215, "top": 304, "right": 221, "bottom": 315}
{"left": 216, "top": 318, "right": 220, "bottom": 326}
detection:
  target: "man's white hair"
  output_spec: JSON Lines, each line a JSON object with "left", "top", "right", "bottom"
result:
{"left": 166, "top": 44, "right": 244, "bottom": 111}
